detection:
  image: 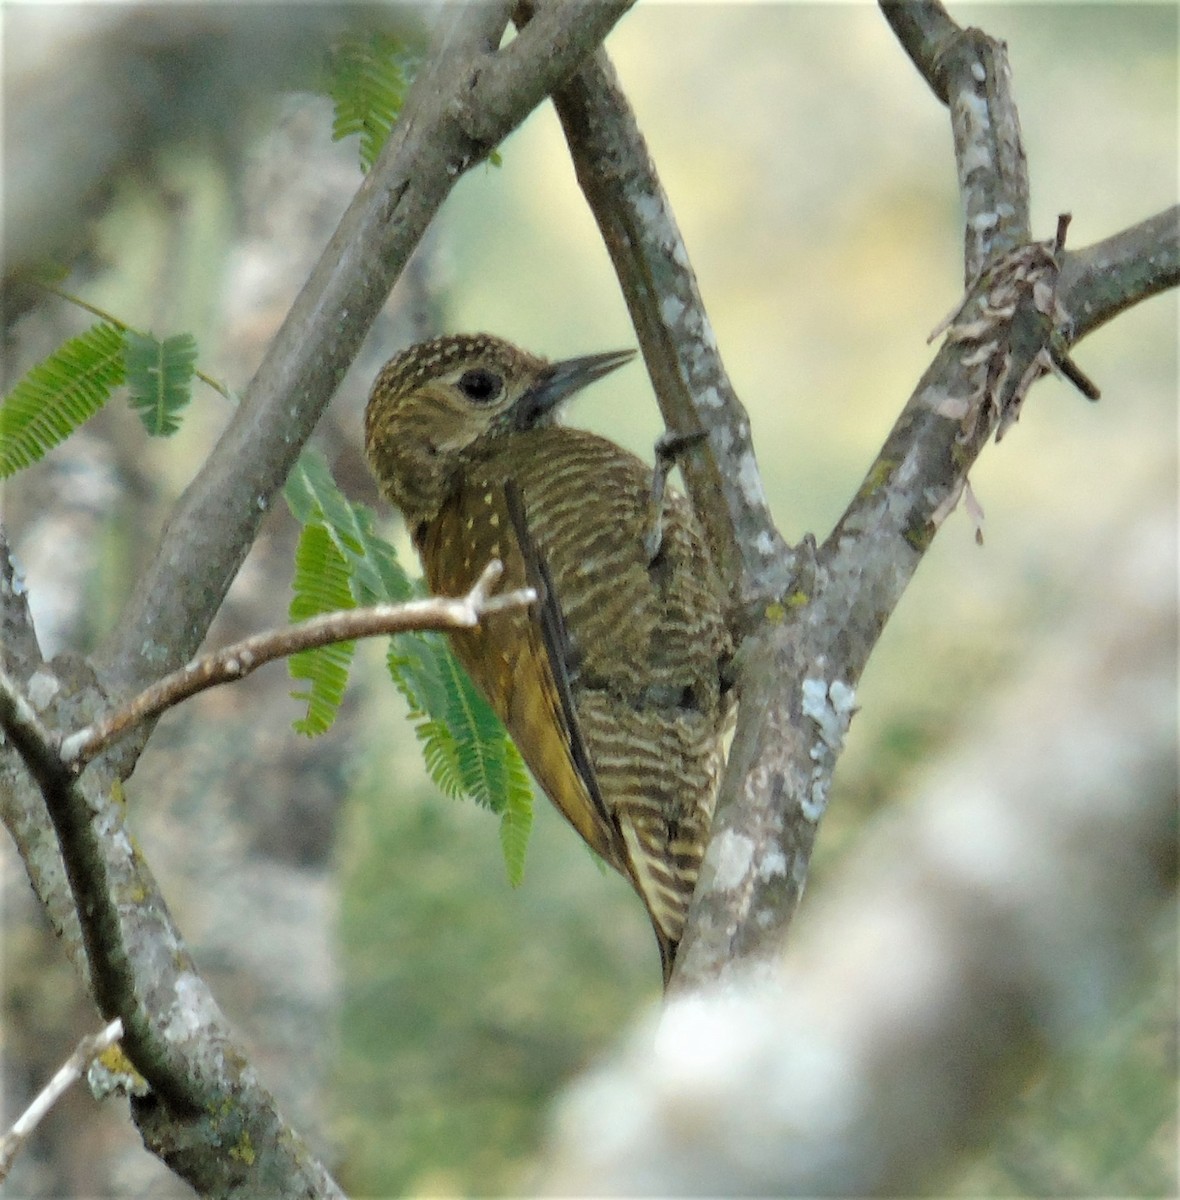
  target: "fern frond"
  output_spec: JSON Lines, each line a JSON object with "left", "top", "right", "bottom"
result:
{"left": 285, "top": 448, "right": 536, "bottom": 877}
{"left": 124, "top": 331, "right": 197, "bottom": 436}
{"left": 0, "top": 322, "right": 126, "bottom": 477}
{"left": 285, "top": 450, "right": 414, "bottom": 604}
{"left": 498, "top": 758, "right": 534, "bottom": 887}
{"left": 413, "top": 717, "right": 465, "bottom": 799}
{"left": 324, "top": 33, "right": 416, "bottom": 173}
{"left": 289, "top": 522, "right": 357, "bottom": 735}
{"left": 397, "top": 639, "right": 529, "bottom": 817}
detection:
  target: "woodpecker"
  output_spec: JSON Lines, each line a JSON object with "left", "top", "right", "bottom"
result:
{"left": 364, "top": 333, "right": 732, "bottom": 984}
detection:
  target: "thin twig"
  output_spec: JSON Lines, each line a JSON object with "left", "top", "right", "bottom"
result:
{"left": 62, "top": 560, "right": 533, "bottom": 768}
{"left": 0, "top": 1018, "right": 124, "bottom": 1183}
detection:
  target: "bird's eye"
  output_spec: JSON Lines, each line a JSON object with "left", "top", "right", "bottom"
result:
{"left": 457, "top": 368, "right": 503, "bottom": 405}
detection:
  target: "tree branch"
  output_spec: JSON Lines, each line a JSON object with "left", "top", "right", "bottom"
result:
{"left": 0, "top": 527, "right": 42, "bottom": 678}
{"left": 939, "top": 27, "right": 1031, "bottom": 278}
{"left": 1059, "top": 206, "right": 1180, "bottom": 341}
{"left": 0, "top": 664, "right": 206, "bottom": 1110}
{"left": 676, "top": 2, "right": 1151, "bottom": 986}
{"left": 543, "top": 502, "right": 1178, "bottom": 1193}
{"left": 882, "top": 0, "right": 1031, "bottom": 278}
{"left": 879, "top": 0, "right": 959, "bottom": 101}
{"left": 546, "top": 33, "right": 793, "bottom": 610}
{"left": 0, "top": 532, "right": 91, "bottom": 977}
{"left": 93, "top": 0, "right": 633, "bottom": 707}
{"left": 62, "top": 560, "right": 533, "bottom": 767}
{"left": 0, "top": 662, "right": 346, "bottom": 1196}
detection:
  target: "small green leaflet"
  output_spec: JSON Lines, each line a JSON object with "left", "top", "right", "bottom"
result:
{"left": 324, "top": 33, "right": 417, "bottom": 173}
{"left": 286, "top": 450, "right": 413, "bottom": 606}
{"left": 0, "top": 322, "right": 125, "bottom": 477}
{"left": 124, "top": 331, "right": 198, "bottom": 436}
{"left": 289, "top": 522, "right": 357, "bottom": 736}
{"left": 285, "top": 450, "right": 408, "bottom": 735}
{"left": 497, "top": 753, "right": 535, "bottom": 887}
{"left": 1, "top": 318, "right": 207, "bottom": 479}
{"left": 284, "top": 449, "right": 534, "bottom": 882}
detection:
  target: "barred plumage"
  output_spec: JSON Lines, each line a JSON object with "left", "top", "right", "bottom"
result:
{"left": 364, "top": 333, "right": 733, "bottom": 984}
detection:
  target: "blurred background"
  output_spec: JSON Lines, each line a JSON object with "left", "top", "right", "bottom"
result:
{"left": 1, "top": 3, "right": 1175, "bottom": 1195}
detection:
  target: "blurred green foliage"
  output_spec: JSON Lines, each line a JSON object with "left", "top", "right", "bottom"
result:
{"left": 332, "top": 740, "right": 655, "bottom": 1195}
{"left": 284, "top": 450, "right": 536, "bottom": 877}
{"left": 950, "top": 913, "right": 1178, "bottom": 1196}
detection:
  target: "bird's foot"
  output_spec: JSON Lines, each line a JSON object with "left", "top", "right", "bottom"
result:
{"left": 645, "top": 429, "right": 708, "bottom": 563}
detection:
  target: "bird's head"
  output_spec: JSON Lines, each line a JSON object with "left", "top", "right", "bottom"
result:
{"left": 364, "top": 332, "right": 634, "bottom": 523}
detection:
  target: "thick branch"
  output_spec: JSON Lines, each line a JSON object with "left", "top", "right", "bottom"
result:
{"left": 0, "top": 664, "right": 345, "bottom": 1196}
{"left": 939, "top": 29, "right": 1031, "bottom": 276}
{"left": 0, "top": 528, "right": 42, "bottom": 686}
{"left": 677, "top": 5, "right": 1055, "bottom": 985}
{"left": 63, "top": 561, "right": 532, "bottom": 767}
{"left": 544, "top": 503, "right": 1177, "bottom": 1193}
{"left": 0, "top": 538, "right": 90, "bottom": 974}
{"left": 879, "top": 0, "right": 959, "bottom": 101}
{"left": 0, "top": 665, "right": 206, "bottom": 1109}
{"left": 679, "top": 250, "right": 1083, "bottom": 981}
{"left": 547, "top": 38, "right": 793, "bottom": 608}
{"left": 0, "top": 527, "right": 42, "bottom": 677}
{"left": 94, "top": 0, "right": 633, "bottom": 704}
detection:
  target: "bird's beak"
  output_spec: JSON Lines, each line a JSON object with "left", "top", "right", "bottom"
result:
{"left": 512, "top": 348, "right": 636, "bottom": 431}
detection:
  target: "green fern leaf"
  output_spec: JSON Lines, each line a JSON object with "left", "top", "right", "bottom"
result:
{"left": 285, "top": 450, "right": 413, "bottom": 604}
{"left": 324, "top": 33, "right": 416, "bottom": 173}
{"left": 412, "top": 717, "right": 465, "bottom": 799}
{"left": 440, "top": 645, "right": 503, "bottom": 806}
{"left": 0, "top": 322, "right": 126, "bottom": 477}
{"left": 124, "top": 331, "right": 197, "bottom": 436}
{"left": 289, "top": 522, "right": 357, "bottom": 735}
{"left": 498, "top": 757, "right": 534, "bottom": 887}
{"left": 284, "top": 448, "right": 536, "bottom": 878}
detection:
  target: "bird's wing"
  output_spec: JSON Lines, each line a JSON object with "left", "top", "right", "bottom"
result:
{"left": 422, "top": 485, "right": 623, "bottom": 869}
{"left": 501, "top": 481, "right": 612, "bottom": 822}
